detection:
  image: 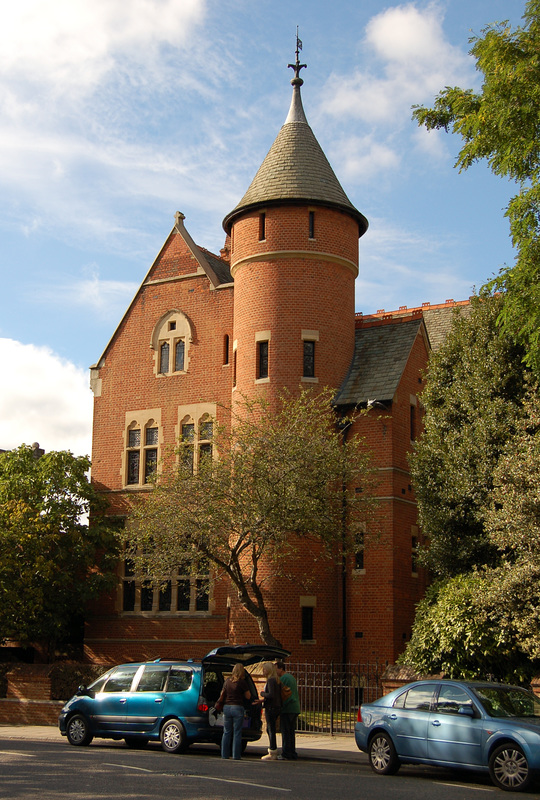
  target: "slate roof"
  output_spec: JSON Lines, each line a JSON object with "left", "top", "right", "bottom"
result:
{"left": 422, "top": 304, "right": 471, "bottom": 351}
{"left": 223, "top": 82, "right": 368, "bottom": 236}
{"left": 200, "top": 248, "right": 233, "bottom": 285}
{"left": 334, "top": 318, "right": 424, "bottom": 407}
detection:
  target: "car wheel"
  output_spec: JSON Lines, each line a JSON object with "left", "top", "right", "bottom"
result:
{"left": 66, "top": 714, "right": 93, "bottom": 747}
{"left": 124, "top": 737, "right": 149, "bottom": 749}
{"left": 368, "top": 732, "right": 400, "bottom": 775}
{"left": 160, "top": 719, "right": 187, "bottom": 754}
{"left": 489, "top": 743, "right": 531, "bottom": 792}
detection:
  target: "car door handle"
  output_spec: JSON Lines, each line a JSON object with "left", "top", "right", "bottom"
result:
{"left": 119, "top": 698, "right": 127, "bottom": 704}
{"left": 387, "top": 714, "right": 397, "bottom": 720}
{"left": 431, "top": 720, "right": 441, "bottom": 727}
{"left": 154, "top": 698, "right": 163, "bottom": 703}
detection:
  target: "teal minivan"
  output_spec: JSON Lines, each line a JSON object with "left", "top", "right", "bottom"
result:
{"left": 59, "top": 644, "right": 289, "bottom": 753}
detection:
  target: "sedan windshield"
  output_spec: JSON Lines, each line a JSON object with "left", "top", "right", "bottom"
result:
{"left": 473, "top": 686, "right": 540, "bottom": 718}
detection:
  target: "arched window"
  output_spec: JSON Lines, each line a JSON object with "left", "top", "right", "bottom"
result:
{"left": 151, "top": 311, "right": 192, "bottom": 377}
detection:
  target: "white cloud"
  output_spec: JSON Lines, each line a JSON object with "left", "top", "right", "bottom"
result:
{"left": 0, "top": 0, "right": 207, "bottom": 91}
{"left": 0, "top": 339, "right": 92, "bottom": 457}
{"left": 28, "top": 268, "right": 139, "bottom": 322}
{"left": 320, "top": 2, "right": 473, "bottom": 126}
{"left": 331, "top": 135, "right": 400, "bottom": 183}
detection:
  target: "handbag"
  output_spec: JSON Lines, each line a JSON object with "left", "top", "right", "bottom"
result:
{"left": 280, "top": 683, "right": 292, "bottom": 702}
{"left": 214, "top": 688, "right": 226, "bottom": 713}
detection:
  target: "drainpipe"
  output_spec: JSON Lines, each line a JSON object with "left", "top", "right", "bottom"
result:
{"left": 336, "top": 415, "right": 352, "bottom": 665}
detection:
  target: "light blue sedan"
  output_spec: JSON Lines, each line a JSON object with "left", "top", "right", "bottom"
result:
{"left": 355, "top": 679, "right": 540, "bottom": 791}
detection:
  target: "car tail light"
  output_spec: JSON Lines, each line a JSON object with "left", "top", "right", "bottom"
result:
{"left": 197, "top": 701, "right": 209, "bottom": 713}
{"left": 357, "top": 708, "right": 363, "bottom": 722}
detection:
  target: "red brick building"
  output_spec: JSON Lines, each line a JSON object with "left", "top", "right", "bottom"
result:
{"left": 86, "top": 58, "right": 462, "bottom": 667}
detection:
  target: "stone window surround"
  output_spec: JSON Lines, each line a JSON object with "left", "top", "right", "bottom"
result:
{"left": 120, "top": 561, "right": 213, "bottom": 616}
{"left": 122, "top": 408, "right": 162, "bottom": 489}
{"left": 151, "top": 310, "right": 193, "bottom": 377}
{"left": 255, "top": 330, "right": 271, "bottom": 384}
{"left": 177, "top": 402, "right": 217, "bottom": 472}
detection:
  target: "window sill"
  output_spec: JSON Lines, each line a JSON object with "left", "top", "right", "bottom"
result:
{"left": 299, "top": 639, "right": 316, "bottom": 645}
{"left": 301, "top": 376, "right": 318, "bottom": 383}
{"left": 255, "top": 377, "right": 270, "bottom": 384}
{"left": 352, "top": 568, "right": 366, "bottom": 576}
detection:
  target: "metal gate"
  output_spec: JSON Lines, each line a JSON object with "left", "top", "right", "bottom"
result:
{"left": 286, "top": 661, "right": 382, "bottom": 735}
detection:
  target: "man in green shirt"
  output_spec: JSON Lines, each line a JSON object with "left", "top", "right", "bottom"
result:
{"left": 275, "top": 661, "right": 300, "bottom": 760}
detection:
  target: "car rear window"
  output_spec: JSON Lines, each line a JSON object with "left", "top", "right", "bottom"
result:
{"left": 166, "top": 668, "right": 192, "bottom": 693}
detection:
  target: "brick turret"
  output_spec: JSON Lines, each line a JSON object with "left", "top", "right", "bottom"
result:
{"left": 223, "top": 61, "right": 368, "bottom": 404}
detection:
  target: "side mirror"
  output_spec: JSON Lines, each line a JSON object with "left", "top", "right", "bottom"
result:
{"left": 76, "top": 685, "right": 95, "bottom": 698}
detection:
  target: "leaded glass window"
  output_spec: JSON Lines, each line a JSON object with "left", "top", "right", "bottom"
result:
{"left": 159, "top": 342, "right": 170, "bottom": 374}
{"left": 303, "top": 340, "right": 315, "bottom": 377}
{"left": 175, "top": 340, "right": 185, "bottom": 372}
{"left": 127, "top": 450, "right": 140, "bottom": 485}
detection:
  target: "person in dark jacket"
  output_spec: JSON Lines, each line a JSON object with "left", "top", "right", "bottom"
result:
{"left": 220, "top": 663, "right": 251, "bottom": 760}
{"left": 275, "top": 661, "right": 300, "bottom": 760}
{"left": 259, "top": 661, "right": 281, "bottom": 761}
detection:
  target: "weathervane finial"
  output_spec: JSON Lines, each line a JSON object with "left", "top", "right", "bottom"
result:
{"left": 288, "top": 26, "right": 307, "bottom": 85}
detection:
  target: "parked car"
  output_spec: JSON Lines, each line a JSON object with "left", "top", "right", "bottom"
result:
{"left": 355, "top": 679, "right": 540, "bottom": 792}
{"left": 59, "top": 644, "right": 289, "bottom": 753}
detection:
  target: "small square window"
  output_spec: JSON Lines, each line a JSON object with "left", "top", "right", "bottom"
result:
{"left": 169, "top": 321, "right": 176, "bottom": 331}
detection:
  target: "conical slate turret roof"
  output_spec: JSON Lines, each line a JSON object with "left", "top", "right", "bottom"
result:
{"left": 223, "top": 70, "right": 368, "bottom": 237}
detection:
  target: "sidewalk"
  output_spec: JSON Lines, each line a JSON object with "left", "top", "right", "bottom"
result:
{"left": 0, "top": 724, "right": 366, "bottom": 764}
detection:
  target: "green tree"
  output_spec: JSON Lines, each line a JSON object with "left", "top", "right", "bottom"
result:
{"left": 483, "top": 390, "right": 540, "bottom": 660}
{"left": 0, "top": 445, "right": 119, "bottom": 657}
{"left": 410, "top": 294, "right": 527, "bottom": 577}
{"left": 398, "top": 573, "right": 536, "bottom": 683}
{"left": 126, "top": 390, "right": 375, "bottom": 648}
{"left": 412, "top": 1, "right": 540, "bottom": 374}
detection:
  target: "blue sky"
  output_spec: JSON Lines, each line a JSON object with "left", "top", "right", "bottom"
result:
{"left": 0, "top": 0, "right": 526, "bottom": 456}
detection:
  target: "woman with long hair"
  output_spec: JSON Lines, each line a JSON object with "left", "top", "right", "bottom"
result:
{"left": 220, "top": 662, "right": 251, "bottom": 760}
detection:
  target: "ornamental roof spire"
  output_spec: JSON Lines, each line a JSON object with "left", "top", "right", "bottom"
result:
{"left": 222, "top": 32, "right": 368, "bottom": 237}
{"left": 288, "top": 27, "right": 306, "bottom": 85}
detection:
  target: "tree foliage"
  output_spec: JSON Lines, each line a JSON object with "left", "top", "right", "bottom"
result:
{"left": 412, "top": 1, "right": 540, "bottom": 374}
{"left": 482, "top": 390, "right": 540, "bottom": 660}
{"left": 126, "top": 390, "right": 375, "bottom": 648}
{"left": 398, "top": 573, "right": 537, "bottom": 683}
{"left": 0, "top": 445, "right": 119, "bottom": 654}
{"left": 410, "top": 293, "right": 527, "bottom": 577}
